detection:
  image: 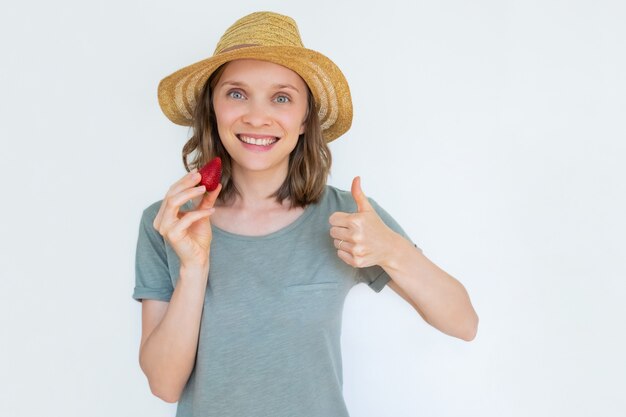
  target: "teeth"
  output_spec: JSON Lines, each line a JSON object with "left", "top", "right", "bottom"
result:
{"left": 238, "top": 135, "right": 278, "bottom": 146}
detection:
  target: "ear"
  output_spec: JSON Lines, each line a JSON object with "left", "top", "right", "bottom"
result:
{"left": 300, "top": 98, "right": 311, "bottom": 135}
{"left": 299, "top": 114, "right": 306, "bottom": 135}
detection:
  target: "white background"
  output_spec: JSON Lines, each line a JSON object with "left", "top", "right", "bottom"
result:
{"left": 1, "top": 1, "right": 624, "bottom": 416}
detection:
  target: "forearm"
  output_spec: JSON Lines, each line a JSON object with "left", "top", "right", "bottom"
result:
{"left": 139, "top": 264, "right": 209, "bottom": 402}
{"left": 382, "top": 235, "right": 478, "bottom": 341}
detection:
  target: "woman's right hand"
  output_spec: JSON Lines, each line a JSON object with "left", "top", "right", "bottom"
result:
{"left": 153, "top": 168, "right": 222, "bottom": 268}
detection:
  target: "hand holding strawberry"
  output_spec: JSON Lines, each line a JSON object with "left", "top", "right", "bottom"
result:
{"left": 153, "top": 163, "right": 222, "bottom": 270}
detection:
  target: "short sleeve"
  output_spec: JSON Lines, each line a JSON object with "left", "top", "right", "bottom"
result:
{"left": 132, "top": 204, "right": 174, "bottom": 303}
{"left": 355, "top": 197, "right": 422, "bottom": 293}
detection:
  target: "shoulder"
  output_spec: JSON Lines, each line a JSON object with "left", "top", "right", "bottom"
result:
{"left": 322, "top": 184, "right": 384, "bottom": 213}
{"left": 321, "top": 184, "right": 358, "bottom": 212}
{"left": 140, "top": 198, "right": 193, "bottom": 217}
{"left": 141, "top": 199, "right": 163, "bottom": 220}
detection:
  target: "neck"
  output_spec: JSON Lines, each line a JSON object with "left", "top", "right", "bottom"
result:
{"left": 228, "top": 162, "right": 290, "bottom": 210}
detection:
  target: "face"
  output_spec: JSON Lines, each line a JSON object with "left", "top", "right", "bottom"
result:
{"left": 212, "top": 59, "right": 309, "bottom": 177}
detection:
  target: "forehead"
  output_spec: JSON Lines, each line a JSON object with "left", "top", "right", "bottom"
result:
{"left": 218, "top": 59, "right": 307, "bottom": 89}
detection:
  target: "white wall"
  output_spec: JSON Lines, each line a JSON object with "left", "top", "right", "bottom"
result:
{"left": 1, "top": 1, "right": 624, "bottom": 416}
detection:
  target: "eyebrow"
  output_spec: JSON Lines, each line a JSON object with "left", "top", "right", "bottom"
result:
{"left": 219, "top": 80, "right": 300, "bottom": 93}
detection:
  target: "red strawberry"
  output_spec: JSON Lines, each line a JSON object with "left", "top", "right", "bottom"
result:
{"left": 198, "top": 157, "right": 222, "bottom": 191}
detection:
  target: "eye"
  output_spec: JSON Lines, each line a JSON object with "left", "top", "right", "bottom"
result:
{"left": 274, "top": 95, "right": 291, "bottom": 104}
{"left": 228, "top": 90, "right": 245, "bottom": 100}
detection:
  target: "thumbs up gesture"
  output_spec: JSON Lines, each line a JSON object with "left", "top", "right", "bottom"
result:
{"left": 329, "top": 176, "right": 397, "bottom": 268}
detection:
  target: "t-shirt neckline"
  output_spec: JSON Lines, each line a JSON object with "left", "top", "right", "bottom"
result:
{"left": 182, "top": 186, "right": 327, "bottom": 242}
{"left": 211, "top": 200, "right": 318, "bottom": 241}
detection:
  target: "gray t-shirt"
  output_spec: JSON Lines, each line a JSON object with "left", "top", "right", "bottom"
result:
{"left": 133, "top": 185, "right": 420, "bottom": 417}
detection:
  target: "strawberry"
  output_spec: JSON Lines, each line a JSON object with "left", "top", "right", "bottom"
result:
{"left": 198, "top": 157, "right": 222, "bottom": 191}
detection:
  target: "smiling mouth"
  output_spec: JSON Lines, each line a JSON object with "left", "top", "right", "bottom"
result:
{"left": 237, "top": 135, "right": 280, "bottom": 146}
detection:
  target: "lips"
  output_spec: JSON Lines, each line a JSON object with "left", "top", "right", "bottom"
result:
{"left": 236, "top": 134, "right": 280, "bottom": 146}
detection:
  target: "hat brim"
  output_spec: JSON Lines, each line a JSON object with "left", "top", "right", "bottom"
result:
{"left": 157, "top": 46, "right": 352, "bottom": 143}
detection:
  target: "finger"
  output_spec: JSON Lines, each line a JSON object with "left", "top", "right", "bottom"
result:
{"left": 154, "top": 169, "right": 201, "bottom": 227}
{"left": 328, "top": 211, "right": 353, "bottom": 227}
{"left": 166, "top": 209, "right": 215, "bottom": 243}
{"left": 351, "top": 176, "right": 374, "bottom": 213}
{"left": 157, "top": 182, "right": 204, "bottom": 230}
{"left": 336, "top": 248, "right": 357, "bottom": 267}
{"left": 333, "top": 238, "right": 354, "bottom": 252}
{"left": 329, "top": 225, "right": 352, "bottom": 241}
{"left": 170, "top": 169, "right": 202, "bottom": 195}
{"left": 157, "top": 185, "right": 207, "bottom": 228}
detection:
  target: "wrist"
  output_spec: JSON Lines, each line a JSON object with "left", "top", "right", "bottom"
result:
{"left": 380, "top": 232, "right": 413, "bottom": 271}
{"left": 180, "top": 261, "right": 210, "bottom": 279}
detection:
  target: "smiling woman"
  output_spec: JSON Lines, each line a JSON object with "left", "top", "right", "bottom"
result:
{"left": 132, "top": 10, "right": 478, "bottom": 417}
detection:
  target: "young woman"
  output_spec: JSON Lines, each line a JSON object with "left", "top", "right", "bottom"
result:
{"left": 133, "top": 11, "right": 478, "bottom": 417}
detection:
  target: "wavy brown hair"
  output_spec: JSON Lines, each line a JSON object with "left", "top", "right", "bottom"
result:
{"left": 182, "top": 63, "right": 332, "bottom": 209}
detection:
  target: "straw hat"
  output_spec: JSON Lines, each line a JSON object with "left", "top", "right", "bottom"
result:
{"left": 157, "top": 11, "right": 353, "bottom": 143}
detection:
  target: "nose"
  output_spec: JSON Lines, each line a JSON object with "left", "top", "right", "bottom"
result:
{"left": 241, "top": 100, "right": 272, "bottom": 127}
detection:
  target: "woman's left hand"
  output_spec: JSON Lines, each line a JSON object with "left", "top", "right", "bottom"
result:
{"left": 329, "top": 176, "right": 398, "bottom": 268}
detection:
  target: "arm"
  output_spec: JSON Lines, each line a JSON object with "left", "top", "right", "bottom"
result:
{"left": 381, "top": 235, "right": 478, "bottom": 341}
{"left": 137, "top": 173, "right": 222, "bottom": 402}
{"left": 386, "top": 279, "right": 428, "bottom": 322}
{"left": 329, "top": 177, "right": 478, "bottom": 341}
{"left": 139, "top": 263, "right": 209, "bottom": 403}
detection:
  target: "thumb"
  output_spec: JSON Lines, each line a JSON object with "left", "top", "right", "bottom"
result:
{"left": 198, "top": 183, "right": 222, "bottom": 210}
{"left": 351, "top": 176, "right": 373, "bottom": 212}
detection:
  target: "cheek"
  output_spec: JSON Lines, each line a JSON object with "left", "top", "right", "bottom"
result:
{"left": 214, "top": 103, "right": 237, "bottom": 126}
{"left": 280, "top": 107, "right": 308, "bottom": 132}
